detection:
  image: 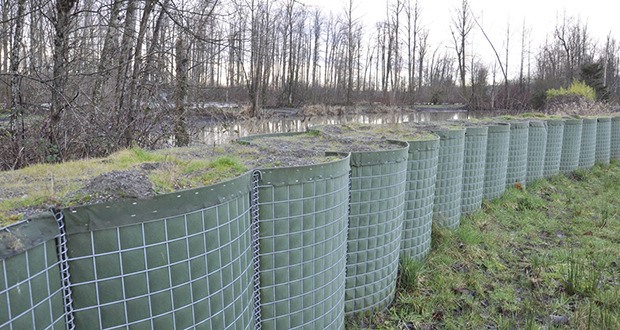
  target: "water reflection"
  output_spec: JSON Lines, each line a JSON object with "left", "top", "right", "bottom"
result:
{"left": 191, "top": 111, "right": 470, "bottom": 145}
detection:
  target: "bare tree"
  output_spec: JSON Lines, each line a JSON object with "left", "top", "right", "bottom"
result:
{"left": 450, "top": 0, "right": 473, "bottom": 100}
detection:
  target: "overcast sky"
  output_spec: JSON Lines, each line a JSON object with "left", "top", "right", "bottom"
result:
{"left": 302, "top": 0, "right": 618, "bottom": 77}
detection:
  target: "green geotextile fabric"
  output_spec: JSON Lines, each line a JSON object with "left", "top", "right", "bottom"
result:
{"left": 0, "top": 213, "right": 65, "bottom": 329}
{"left": 543, "top": 120, "right": 565, "bottom": 177}
{"left": 461, "top": 127, "right": 488, "bottom": 215}
{"left": 560, "top": 119, "right": 583, "bottom": 174}
{"left": 578, "top": 118, "right": 598, "bottom": 169}
{"left": 64, "top": 173, "right": 255, "bottom": 329}
{"left": 612, "top": 117, "right": 620, "bottom": 160}
{"left": 257, "top": 157, "right": 350, "bottom": 329}
{"left": 433, "top": 129, "right": 466, "bottom": 228}
{"left": 595, "top": 117, "right": 612, "bottom": 164}
{"left": 400, "top": 138, "right": 439, "bottom": 261}
{"left": 343, "top": 144, "right": 408, "bottom": 315}
{"left": 526, "top": 121, "right": 547, "bottom": 184}
{"left": 483, "top": 124, "right": 510, "bottom": 200}
{"left": 506, "top": 121, "right": 529, "bottom": 187}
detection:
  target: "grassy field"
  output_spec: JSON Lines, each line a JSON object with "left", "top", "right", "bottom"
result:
{"left": 350, "top": 162, "right": 620, "bottom": 329}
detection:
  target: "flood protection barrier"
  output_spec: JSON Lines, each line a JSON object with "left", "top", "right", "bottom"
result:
{"left": 578, "top": 118, "right": 598, "bottom": 169}
{"left": 596, "top": 117, "right": 611, "bottom": 164}
{"left": 526, "top": 121, "right": 547, "bottom": 183}
{"left": 483, "top": 123, "right": 510, "bottom": 200}
{"left": 506, "top": 121, "right": 529, "bottom": 187}
{"left": 543, "top": 119, "right": 565, "bottom": 177}
{"left": 399, "top": 137, "right": 439, "bottom": 261}
{"left": 461, "top": 127, "right": 489, "bottom": 215}
{"left": 432, "top": 129, "right": 466, "bottom": 228}
{"left": 330, "top": 143, "right": 408, "bottom": 315}
{"left": 560, "top": 119, "right": 584, "bottom": 174}
{"left": 612, "top": 117, "right": 620, "bottom": 160}
{"left": 4, "top": 116, "right": 620, "bottom": 329}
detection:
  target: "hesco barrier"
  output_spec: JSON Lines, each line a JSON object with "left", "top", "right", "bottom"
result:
{"left": 526, "top": 121, "right": 547, "bottom": 183}
{"left": 0, "top": 213, "right": 66, "bottom": 329}
{"left": 506, "top": 121, "right": 529, "bottom": 187}
{"left": 400, "top": 137, "right": 439, "bottom": 261}
{"left": 543, "top": 119, "right": 565, "bottom": 177}
{"left": 461, "top": 127, "right": 489, "bottom": 215}
{"left": 612, "top": 117, "right": 620, "bottom": 160}
{"left": 578, "top": 118, "right": 598, "bottom": 169}
{"left": 596, "top": 117, "right": 612, "bottom": 164}
{"left": 560, "top": 119, "right": 583, "bottom": 173}
{"left": 433, "top": 129, "right": 466, "bottom": 228}
{"left": 483, "top": 123, "right": 510, "bottom": 200}
{"left": 255, "top": 158, "right": 350, "bottom": 329}
{"left": 338, "top": 143, "right": 408, "bottom": 315}
{"left": 62, "top": 173, "right": 255, "bottom": 329}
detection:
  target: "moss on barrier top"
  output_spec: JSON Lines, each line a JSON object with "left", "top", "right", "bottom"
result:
{"left": 311, "top": 123, "right": 438, "bottom": 143}
{"left": 0, "top": 142, "right": 342, "bottom": 226}
{"left": 0, "top": 211, "right": 59, "bottom": 259}
{"left": 238, "top": 130, "right": 406, "bottom": 155}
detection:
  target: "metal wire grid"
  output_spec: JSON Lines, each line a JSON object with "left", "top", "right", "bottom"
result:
{"left": 461, "top": 128, "right": 488, "bottom": 215}
{"left": 543, "top": 121, "right": 565, "bottom": 177}
{"left": 595, "top": 118, "right": 612, "bottom": 164}
{"left": 433, "top": 132, "right": 465, "bottom": 228}
{"left": 483, "top": 126, "right": 510, "bottom": 200}
{"left": 346, "top": 162, "right": 407, "bottom": 314}
{"left": 506, "top": 123, "right": 529, "bottom": 188}
{"left": 64, "top": 196, "right": 254, "bottom": 330}
{"left": 0, "top": 238, "right": 65, "bottom": 330}
{"left": 401, "top": 142, "right": 439, "bottom": 261}
{"left": 560, "top": 120, "right": 583, "bottom": 174}
{"left": 256, "top": 173, "right": 349, "bottom": 329}
{"left": 250, "top": 171, "right": 263, "bottom": 330}
{"left": 611, "top": 118, "right": 620, "bottom": 160}
{"left": 578, "top": 119, "right": 598, "bottom": 169}
{"left": 526, "top": 122, "right": 548, "bottom": 184}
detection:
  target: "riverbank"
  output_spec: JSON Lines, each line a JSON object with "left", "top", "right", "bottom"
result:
{"left": 355, "top": 163, "right": 620, "bottom": 329}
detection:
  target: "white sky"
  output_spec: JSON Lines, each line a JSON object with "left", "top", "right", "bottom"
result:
{"left": 301, "top": 0, "right": 619, "bottom": 78}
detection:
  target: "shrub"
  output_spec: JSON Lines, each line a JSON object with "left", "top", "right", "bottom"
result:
{"left": 546, "top": 80, "right": 596, "bottom": 102}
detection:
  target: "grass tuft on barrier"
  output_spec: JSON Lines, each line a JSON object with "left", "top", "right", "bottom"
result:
{"left": 352, "top": 162, "right": 620, "bottom": 329}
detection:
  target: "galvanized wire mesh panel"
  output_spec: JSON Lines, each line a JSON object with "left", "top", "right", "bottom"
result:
{"left": 560, "top": 119, "right": 583, "bottom": 174}
{"left": 433, "top": 129, "right": 466, "bottom": 228}
{"left": 612, "top": 117, "right": 620, "bottom": 160}
{"left": 543, "top": 119, "right": 565, "bottom": 177}
{"left": 578, "top": 118, "right": 597, "bottom": 169}
{"left": 506, "top": 121, "right": 529, "bottom": 187}
{"left": 0, "top": 214, "right": 65, "bottom": 329}
{"left": 461, "top": 127, "right": 488, "bottom": 215}
{"left": 345, "top": 145, "right": 408, "bottom": 315}
{"left": 400, "top": 138, "right": 439, "bottom": 261}
{"left": 526, "top": 121, "right": 547, "bottom": 184}
{"left": 63, "top": 174, "right": 255, "bottom": 330}
{"left": 257, "top": 158, "right": 350, "bottom": 329}
{"left": 483, "top": 124, "right": 510, "bottom": 200}
{"left": 595, "top": 117, "right": 611, "bottom": 164}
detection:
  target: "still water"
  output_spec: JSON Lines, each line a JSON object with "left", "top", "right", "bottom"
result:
{"left": 191, "top": 110, "right": 471, "bottom": 145}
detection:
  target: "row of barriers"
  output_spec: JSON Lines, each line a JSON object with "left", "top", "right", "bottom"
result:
{"left": 2, "top": 116, "right": 619, "bottom": 329}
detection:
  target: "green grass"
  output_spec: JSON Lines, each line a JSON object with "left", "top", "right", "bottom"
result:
{"left": 352, "top": 162, "right": 620, "bottom": 329}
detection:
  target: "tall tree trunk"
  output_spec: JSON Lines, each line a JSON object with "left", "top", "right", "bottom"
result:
{"left": 49, "top": 0, "right": 78, "bottom": 159}
{"left": 92, "top": 0, "right": 122, "bottom": 106}
{"left": 115, "top": 0, "right": 137, "bottom": 146}
{"left": 174, "top": 37, "right": 189, "bottom": 146}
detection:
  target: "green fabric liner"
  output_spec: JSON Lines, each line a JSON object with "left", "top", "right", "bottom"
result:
{"left": 62, "top": 172, "right": 253, "bottom": 234}
{"left": 0, "top": 211, "right": 59, "bottom": 259}
{"left": 487, "top": 123, "right": 510, "bottom": 132}
{"left": 405, "top": 137, "right": 440, "bottom": 152}
{"left": 565, "top": 119, "right": 583, "bottom": 126}
{"left": 598, "top": 117, "right": 611, "bottom": 123}
{"left": 257, "top": 156, "right": 351, "bottom": 187}
{"left": 327, "top": 141, "right": 409, "bottom": 167}
{"left": 509, "top": 121, "right": 529, "bottom": 128}
{"left": 465, "top": 126, "right": 489, "bottom": 136}
{"left": 583, "top": 118, "right": 598, "bottom": 124}
{"left": 529, "top": 120, "right": 546, "bottom": 127}
{"left": 546, "top": 119, "right": 565, "bottom": 126}
{"left": 433, "top": 128, "right": 466, "bottom": 140}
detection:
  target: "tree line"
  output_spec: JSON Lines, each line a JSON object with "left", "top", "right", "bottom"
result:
{"left": 1, "top": 0, "right": 619, "bottom": 169}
